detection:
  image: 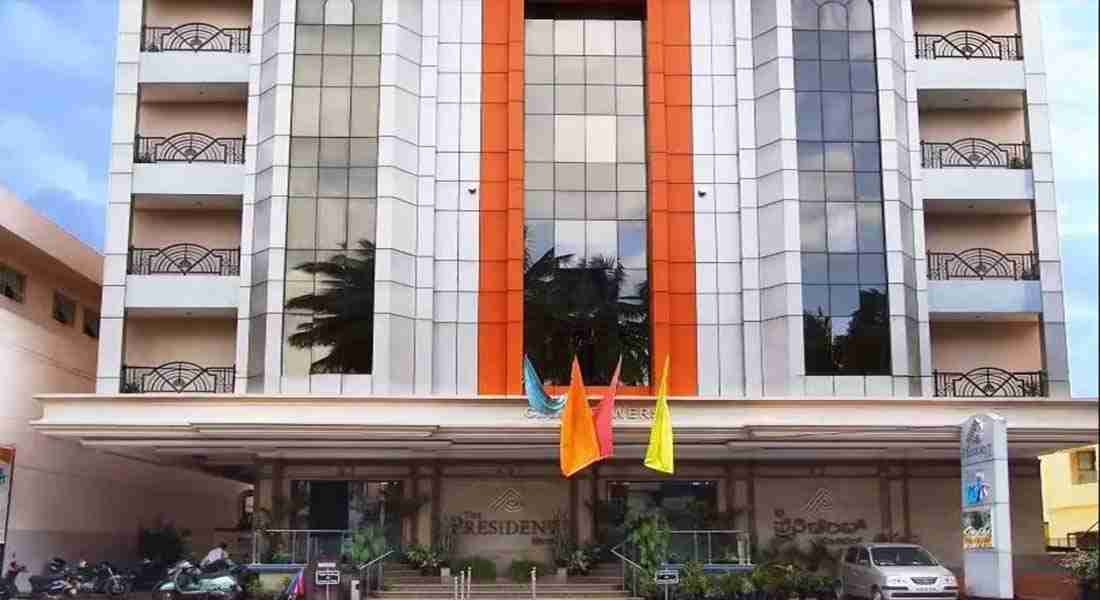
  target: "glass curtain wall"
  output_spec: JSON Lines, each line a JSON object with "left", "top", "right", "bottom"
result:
{"left": 523, "top": 11, "right": 651, "bottom": 386}
{"left": 283, "top": 0, "right": 382, "bottom": 377}
{"left": 794, "top": 0, "right": 891, "bottom": 375}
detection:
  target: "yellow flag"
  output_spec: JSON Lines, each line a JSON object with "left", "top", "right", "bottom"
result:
{"left": 644, "top": 355, "right": 674, "bottom": 474}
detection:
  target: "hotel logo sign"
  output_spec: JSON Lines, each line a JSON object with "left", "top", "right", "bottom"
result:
{"left": 488, "top": 488, "right": 524, "bottom": 513}
{"left": 962, "top": 417, "right": 993, "bottom": 466}
{"left": 800, "top": 487, "right": 836, "bottom": 519}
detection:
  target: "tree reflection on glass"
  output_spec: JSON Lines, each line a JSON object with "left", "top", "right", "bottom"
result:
{"left": 804, "top": 287, "right": 890, "bottom": 374}
{"left": 524, "top": 247, "right": 650, "bottom": 386}
{"left": 285, "top": 239, "right": 376, "bottom": 374}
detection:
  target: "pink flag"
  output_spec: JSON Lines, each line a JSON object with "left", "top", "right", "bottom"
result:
{"left": 592, "top": 356, "right": 622, "bottom": 459}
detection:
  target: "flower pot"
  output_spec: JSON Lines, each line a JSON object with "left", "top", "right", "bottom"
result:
{"left": 556, "top": 567, "right": 568, "bottom": 582}
{"left": 440, "top": 567, "right": 451, "bottom": 584}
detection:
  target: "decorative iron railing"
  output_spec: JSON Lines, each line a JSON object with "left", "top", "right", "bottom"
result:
{"left": 135, "top": 133, "right": 246, "bottom": 164}
{"left": 921, "top": 139, "right": 1031, "bottom": 169}
{"left": 934, "top": 368, "right": 1047, "bottom": 398}
{"left": 141, "top": 23, "right": 251, "bottom": 53}
{"left": 129, "top": 245, "right": 241, "bottom": 276}
{"left": 927, "top": 249, "right": 1038, "bottom": 281}
{"left": 915, "top": 31, "right": 1022, "bottom": 61}
{"left": 121, "top": 362, "right": 235, "bottom": 394}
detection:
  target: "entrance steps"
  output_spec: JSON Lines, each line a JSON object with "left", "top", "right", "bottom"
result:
{"left": 377, "top": 565, "right": 641, "bottom": 600}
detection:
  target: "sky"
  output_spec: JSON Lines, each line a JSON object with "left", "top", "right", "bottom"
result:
{"left": 0, "top": 0, "right": 1096, "bottom": 396}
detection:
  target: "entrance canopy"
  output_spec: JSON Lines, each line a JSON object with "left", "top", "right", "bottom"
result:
{"left": 31, "top": 393, "right": 1098, "bottom": 473}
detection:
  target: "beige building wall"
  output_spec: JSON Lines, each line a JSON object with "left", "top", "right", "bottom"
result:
{"left": 137, "top": 102, "right": 247, "bottom": 139}
{"left": 130, "top": 209, "right": 242, "bottom": 250}
{"left": 143, "top": 0, "right": 252, "bottom": 28}
{"left": 1, "top": 189, "right": 247, "bottom": 586}
{"left": 1039, "top": 446, "right": 1100, "bottom": 540}
{"left": 930, "top": 322, "right": 1043, "bottom": 372}
{"left": 124, "top": 317, "right": 237, "bottom": 367}
{"left": 924, "top": 214, "right": 1034, "bottom": 254}
{"left": 918, "top": 109, "right": 1028, "bottom": 143}
{"left": 912, "top": 5, "right": 1019, "bottom": 35}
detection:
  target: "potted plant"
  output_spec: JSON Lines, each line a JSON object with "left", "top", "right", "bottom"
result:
{"left": 550, "top": 510, "right": 572, "bottom": 581}
{"left": 1059, "top": 549, "right": 1099, "bottom": 600}
{"left": 405, "top": 544, "right": 442, "bottom": 575}
{"left": 716, "top": 571, "right": 756, "bottom": 600}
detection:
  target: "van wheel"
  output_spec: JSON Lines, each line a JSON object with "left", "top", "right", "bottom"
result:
{"left": 871, "top": 588, "right": 884, "bottom": 600}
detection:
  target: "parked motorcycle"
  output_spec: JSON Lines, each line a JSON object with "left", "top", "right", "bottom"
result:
{"left": 27, "top": 557, "right": 79, "bottom": 600}
{"left": 0, "top": 561, "right": 29, "bottom": 600}
{"left": 72, "top": 560, "right": 133, "bottom": 596}
{"left": 153, "top": 559, "right": 246, "bottom": 600}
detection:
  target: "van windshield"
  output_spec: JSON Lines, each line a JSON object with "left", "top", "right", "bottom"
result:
{"left": 870, "top": 547, "right": 938, "bottom": 567}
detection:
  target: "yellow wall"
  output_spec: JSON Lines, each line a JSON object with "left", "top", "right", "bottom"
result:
{"left": 1040, "top": 445, "right": 1099, "bottom": 540}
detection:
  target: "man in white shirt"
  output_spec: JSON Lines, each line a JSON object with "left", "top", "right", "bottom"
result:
{"left": 200, "top": 543, "right": 230, "bottom": 571}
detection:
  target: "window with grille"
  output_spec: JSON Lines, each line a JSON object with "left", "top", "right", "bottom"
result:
{"left": 1073, "top": 449, "right": 1097, "bottom": 484}
{"left": 52, "top": 291, "right": 76, "bottom": 325}
{"left": 83, "top": 307, "right": 100, "bottom": 339}
{"left": 0, "top": 263, "right": 26, "bottom": 303}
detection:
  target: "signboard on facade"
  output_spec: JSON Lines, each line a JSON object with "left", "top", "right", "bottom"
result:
{"left": 0, "top": 446, "right": 14, "bottom": 546}
{"left": 960, "top": 414, "right": 1012, "bottom": 599}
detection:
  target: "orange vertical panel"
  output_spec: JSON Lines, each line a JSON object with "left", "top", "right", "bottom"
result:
{"left": 480, "top": 0, "right": 525, "bottom": 394}
{"left": 646, "top": 0, "right": 697, "bottom": 395}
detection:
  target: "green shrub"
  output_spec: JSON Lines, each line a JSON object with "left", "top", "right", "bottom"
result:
{"left": 138, "top": 520, "right": 192, "bottom": 563}
{"left": 1059, "top": 549, "right": 1099, "bottom": 589}
{"left": 507, "top": 560, "right": 546, "bottom": 583}
{"left": 342, "top": 527, "right": 388, "bottom": 565}
{"left": 715, "top": 572, "right": 755, "bottom": 597}
{"left": 677, "top": 562, "right": 711, "bottom": 599}
{"left": 451, "top": 557, "right": 497, "bottom": 581}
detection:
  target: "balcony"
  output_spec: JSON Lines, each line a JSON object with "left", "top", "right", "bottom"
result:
{"left": 934, "top": 368, "right": 1047, "bottom": 398}
{"left": 921, "top": 138, "right": 1033, "bottom": 203}
{"left": 914, "top": 25, "right": 1025, "bottom": 92}
{"left": 927, "top": 248, "right": 1037, "bottom": 281}
{"left": 129, "top": 244, "right": 241, "bottom": 276}
{"left": 132, "top": 133, "right": 245, "bottom": 197}
{"left": 121, "top": 362, "right": 235, "bottom": 394}
{"left": 927, "top": 249, "right": 1041, "bottom": 317}
{"left": 139, "top": 23, "right": 250, "bottom": 85}
{"left": 915, "top": 31, "right": 1022, "bottom": 61}
{"left": 141, "top": 23, "right": 251, "bottom": 54}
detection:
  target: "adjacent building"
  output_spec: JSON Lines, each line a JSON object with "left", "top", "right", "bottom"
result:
{"left": 29, "top": 0, "right": 1099, "bottom": 590}
{"left": 1040, "top": 445, "right": 1099, "bottom": 548}
{"left": 0, "top": 188, "right": 247, "bottom": 584}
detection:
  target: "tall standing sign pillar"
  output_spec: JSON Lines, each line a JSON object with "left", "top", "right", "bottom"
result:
{"left": 960, "top": 414, "right": 1013, "bottom": 599}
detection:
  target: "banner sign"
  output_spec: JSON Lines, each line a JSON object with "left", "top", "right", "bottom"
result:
{"left": 0, "top": 446, "right": 14, "bottom": 546}
{"left": 960, "top": 414, "right": 1012, "bottom": 599}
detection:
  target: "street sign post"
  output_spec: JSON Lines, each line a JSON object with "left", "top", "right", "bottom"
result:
{"left": 315, "top": 561, "right": 340, "bottom": 600}
{"left": 655, "top": 568, "right": 678, "bottom": 600}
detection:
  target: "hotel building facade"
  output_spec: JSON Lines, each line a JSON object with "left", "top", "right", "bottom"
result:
{"left": 31, "top": 0, "right": 1099, "bottom": 582}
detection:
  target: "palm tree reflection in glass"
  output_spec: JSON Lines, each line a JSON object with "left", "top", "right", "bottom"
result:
{"left": 285, "top": 239, "right": 376, "bottom": 374}
{"left": 524, "top": 247, "right": 651, "bottom": 387}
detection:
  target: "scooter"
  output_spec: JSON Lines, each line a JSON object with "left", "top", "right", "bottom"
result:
{"left": 152, "top": 559, "right": 245, "bottom": 600}
{"left": 0, "top": 561, "right": 28, "bottom": 600}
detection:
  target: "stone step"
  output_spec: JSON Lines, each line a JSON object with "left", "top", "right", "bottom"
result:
{"left": 383, "top": 585, "right": 623, "bottom": 592}
{"left": 385, "top": 578, "right": 623, "bottom": 585}
{"left": 374, "top": 594, "right": 638, "bottom": 600}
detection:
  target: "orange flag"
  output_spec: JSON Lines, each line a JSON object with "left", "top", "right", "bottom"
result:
{"left": 560, "top": 357, "right": 602, "bottom": 478}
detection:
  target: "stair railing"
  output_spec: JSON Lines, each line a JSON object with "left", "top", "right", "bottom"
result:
{"left": 530, "top": 566, "right": 537, "bottom": 600}
{"left": 358, "top": 550, "right": 394, "bottom": 595}
{"left": 610, "top": 543, "right": 647, "bottom": 598}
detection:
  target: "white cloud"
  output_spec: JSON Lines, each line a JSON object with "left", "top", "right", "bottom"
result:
{"left": 0, "top": 112, "right": 104, "bottom": 205}
{"left": 0, "top": 0, "right": 113, "bottom": 77}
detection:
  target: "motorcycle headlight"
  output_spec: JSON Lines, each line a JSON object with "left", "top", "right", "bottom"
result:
{"left": 886, "top": 576, "right": 910, "bottom": 587}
